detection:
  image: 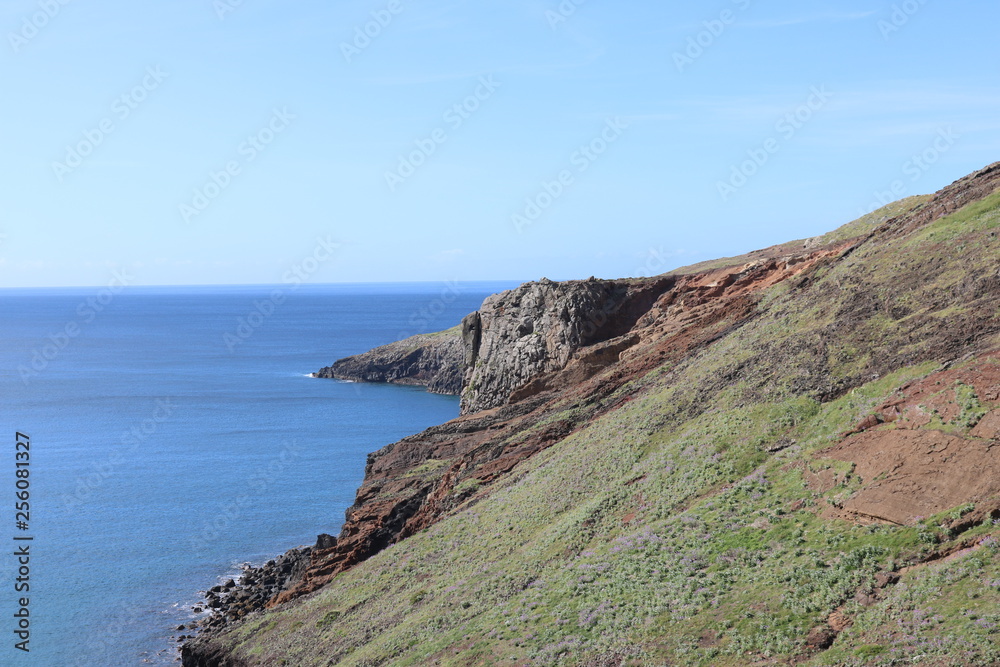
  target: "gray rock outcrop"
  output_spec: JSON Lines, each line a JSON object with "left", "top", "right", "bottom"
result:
{"left": 313, "top": 277, "right": 675, "bottom": 411}
{"left": 315, "top": 328, "right": 464, "bottom": 395}
{"left": 459, "top": 277, "right": 672, "bottom": 414}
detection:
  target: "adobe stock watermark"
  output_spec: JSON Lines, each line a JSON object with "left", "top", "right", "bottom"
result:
{"left": 673, "top": 0, "right": 752, "bottom": 72}
{"left": 512, "top": 117, "right": 628, "bottom": 234}
{"left": 17, "top": 269, "right": 135, "bottom": 384}
{"left": 396, "top": 280, "right": 462, "bottom": 340}
{"left": 857, "top": 126, "right": 959, "bottom": 217}
{"left": 52, "top": 66, "right": 169, "bottom": 183}
{"left": 223, "top": 236, "right": 340, "bottom": 352}
{"left": 546, "top": 0, "right": 588, "bottom": 29}
{"left": 60, "top": 399, "right": 177, "bottom": 512}
{"left": 634, "top": 246, "right": 686, "bottom": 278}
{"left": 384, "top": 75, "right": 501, "bottom": 192}
{"left": 341, "top": 0, "right": 405, "bottom": 63}
{"left": 717, "top": 85, "right": 833, "bottom": 202}
{"left": 179, "top": 108, "right": 295, "bottom": 224}
{"left": 213, "top": 0, "right": 246, "bottom": 21}
{"left": 8, "top": 0, "right": 74, "bottom": 54}
{"left": 878, "top": 0, "right": 929, "bottom": 40}
{"left": 188, "top": 440, "right": 303, "bottom": 555}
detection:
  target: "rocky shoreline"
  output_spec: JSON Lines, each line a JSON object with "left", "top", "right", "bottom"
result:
{"left": 313, "top": 328, "right": 464, "bottom": 394}
{"left": 180, "top": 256, "right": 853, "bottom": 660}
{"left": 181, "top": 162, "right": 1000, "bottom": 665}
{"left": 178, "top": 542, "right": 319, "bottom": 653}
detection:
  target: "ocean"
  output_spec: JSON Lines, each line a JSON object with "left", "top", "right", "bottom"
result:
{"left": 0, "top": 282, "right": 517, "bottom": 665}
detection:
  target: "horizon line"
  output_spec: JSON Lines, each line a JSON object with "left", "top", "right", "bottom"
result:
{"left": 0, "top": 278, "right": 536, "bottom": 292}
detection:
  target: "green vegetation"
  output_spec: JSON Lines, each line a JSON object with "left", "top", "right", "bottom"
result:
{"left": 666, "top": 196, "right": 929, "bottom": 277}
{"left": 954, "top": 382, "right": 988, "bottom": 429}
{"left": 316, "top": 611, "right": 341, "bottom": 629}
{"left": 425, "top": 324, "right": 462, "bottom": 337}
{"left": 815, "top": 549, "right": 1000, "bottom": 666}
{"left": 452, "top": 478, "right": 482, "bottom": 496}
{"left": 811, "top": 195, "right": 932, "bottom": 245}
{"left": 904, "top": 190, "right": 1000, "bottom": 248}
{"left": 213, "top": 360, "right": 998, "bottom": 665}
{"left": 202, "top": 185, "right": 1000, "bottom": 665}
{"left": 402, "top": 458, "right": 449, "bottom": 478}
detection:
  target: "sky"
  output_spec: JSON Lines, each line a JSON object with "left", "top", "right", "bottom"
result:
{"left": 1, "top": 0, "right": 998, "bottom": 288}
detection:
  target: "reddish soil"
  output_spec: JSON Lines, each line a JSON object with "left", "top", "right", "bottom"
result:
{"left": 206, "top": 162, "right": 1000, "bottom": 624}
{"left": 269, "top": 244, "right": 853, "bottom": 607}
{"left": 818, "top": 352, "right": 1000, "bottom": 526}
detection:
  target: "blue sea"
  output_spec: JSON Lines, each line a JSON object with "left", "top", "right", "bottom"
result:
{"left": 0, "top": 282, "right": 517, "bottom": 666}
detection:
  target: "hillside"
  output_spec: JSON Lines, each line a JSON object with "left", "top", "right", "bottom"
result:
{"left": 184, "top": 162, "right": 1000, "bottom": 666}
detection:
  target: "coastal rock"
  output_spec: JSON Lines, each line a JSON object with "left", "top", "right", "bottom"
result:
{"left": 314, "top": 327, "right": 464, "bottom": 395}
{"left": 255, "top": 243, "right": 857, "bottom": 610}
{"left": 183, "top": 236, "right": 858, "bottom": 661}
{"left": 185, "top": 546, "right": 313, "bottom": 641}
{"left": 183, "top": 163, "right": 1000, "bottom": 665}
{"left": 459, "top": 277, "right": 673, "bottom": 414}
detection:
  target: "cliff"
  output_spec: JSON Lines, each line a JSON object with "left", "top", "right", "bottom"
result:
{"left": 458, "top": 277, "right": 672, "bottom": 414}
{"left": 313, "top": 277, "right": 676, "bottom": 410}
{"left": 185, "top": 162, "right": 1000, "bottom": 666}
{"left": 313, "top": 327, "right": 463, "bottom": 395}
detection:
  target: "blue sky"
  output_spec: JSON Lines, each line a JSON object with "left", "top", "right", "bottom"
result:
{"left": 1, "top": 0, "right": 998, "bottom": 287}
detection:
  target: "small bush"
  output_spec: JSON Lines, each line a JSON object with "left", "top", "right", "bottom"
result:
{"left": 855, "top": 644, "right": 886, "bottom": 658}
{"left": 315, "top": 610, "right": 341, "bottom": 629}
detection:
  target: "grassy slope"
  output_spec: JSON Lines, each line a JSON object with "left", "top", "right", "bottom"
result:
{"left": 665, "top": 195, "right": 931, "bottom": 277}
{"left": 212, "top": 192, "right": 1000, "bottom": 666}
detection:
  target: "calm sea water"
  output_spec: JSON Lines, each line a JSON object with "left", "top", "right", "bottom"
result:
{"left": 0, "top": 282, "right": 516, "bottom": 666}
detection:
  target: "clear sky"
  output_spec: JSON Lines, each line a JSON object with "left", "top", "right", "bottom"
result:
{"left": 1, "top": 0, "right": 998, "bottom": 288}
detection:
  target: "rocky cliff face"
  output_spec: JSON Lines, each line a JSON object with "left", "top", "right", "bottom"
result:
{"left": 186, "top": 231, "right": 861, "bottom": 631}
{"left": 314, "top": 328, "right": 463, "bottom": 395}
{"left": 459, "top": 277, "right": 673, "bottom": 414}
{"left": 184, "top": 163, "right": 1000, "bottom": 666}
{"left": 314, "top": 277, "right": 679, "bottom": 411}
{"left": 310, "top": 275, "right": 680, "bottom": 412}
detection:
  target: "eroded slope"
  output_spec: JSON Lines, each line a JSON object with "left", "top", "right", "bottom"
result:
{"left": 183, "top": 162, "right": 1000, "bottom": 667}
